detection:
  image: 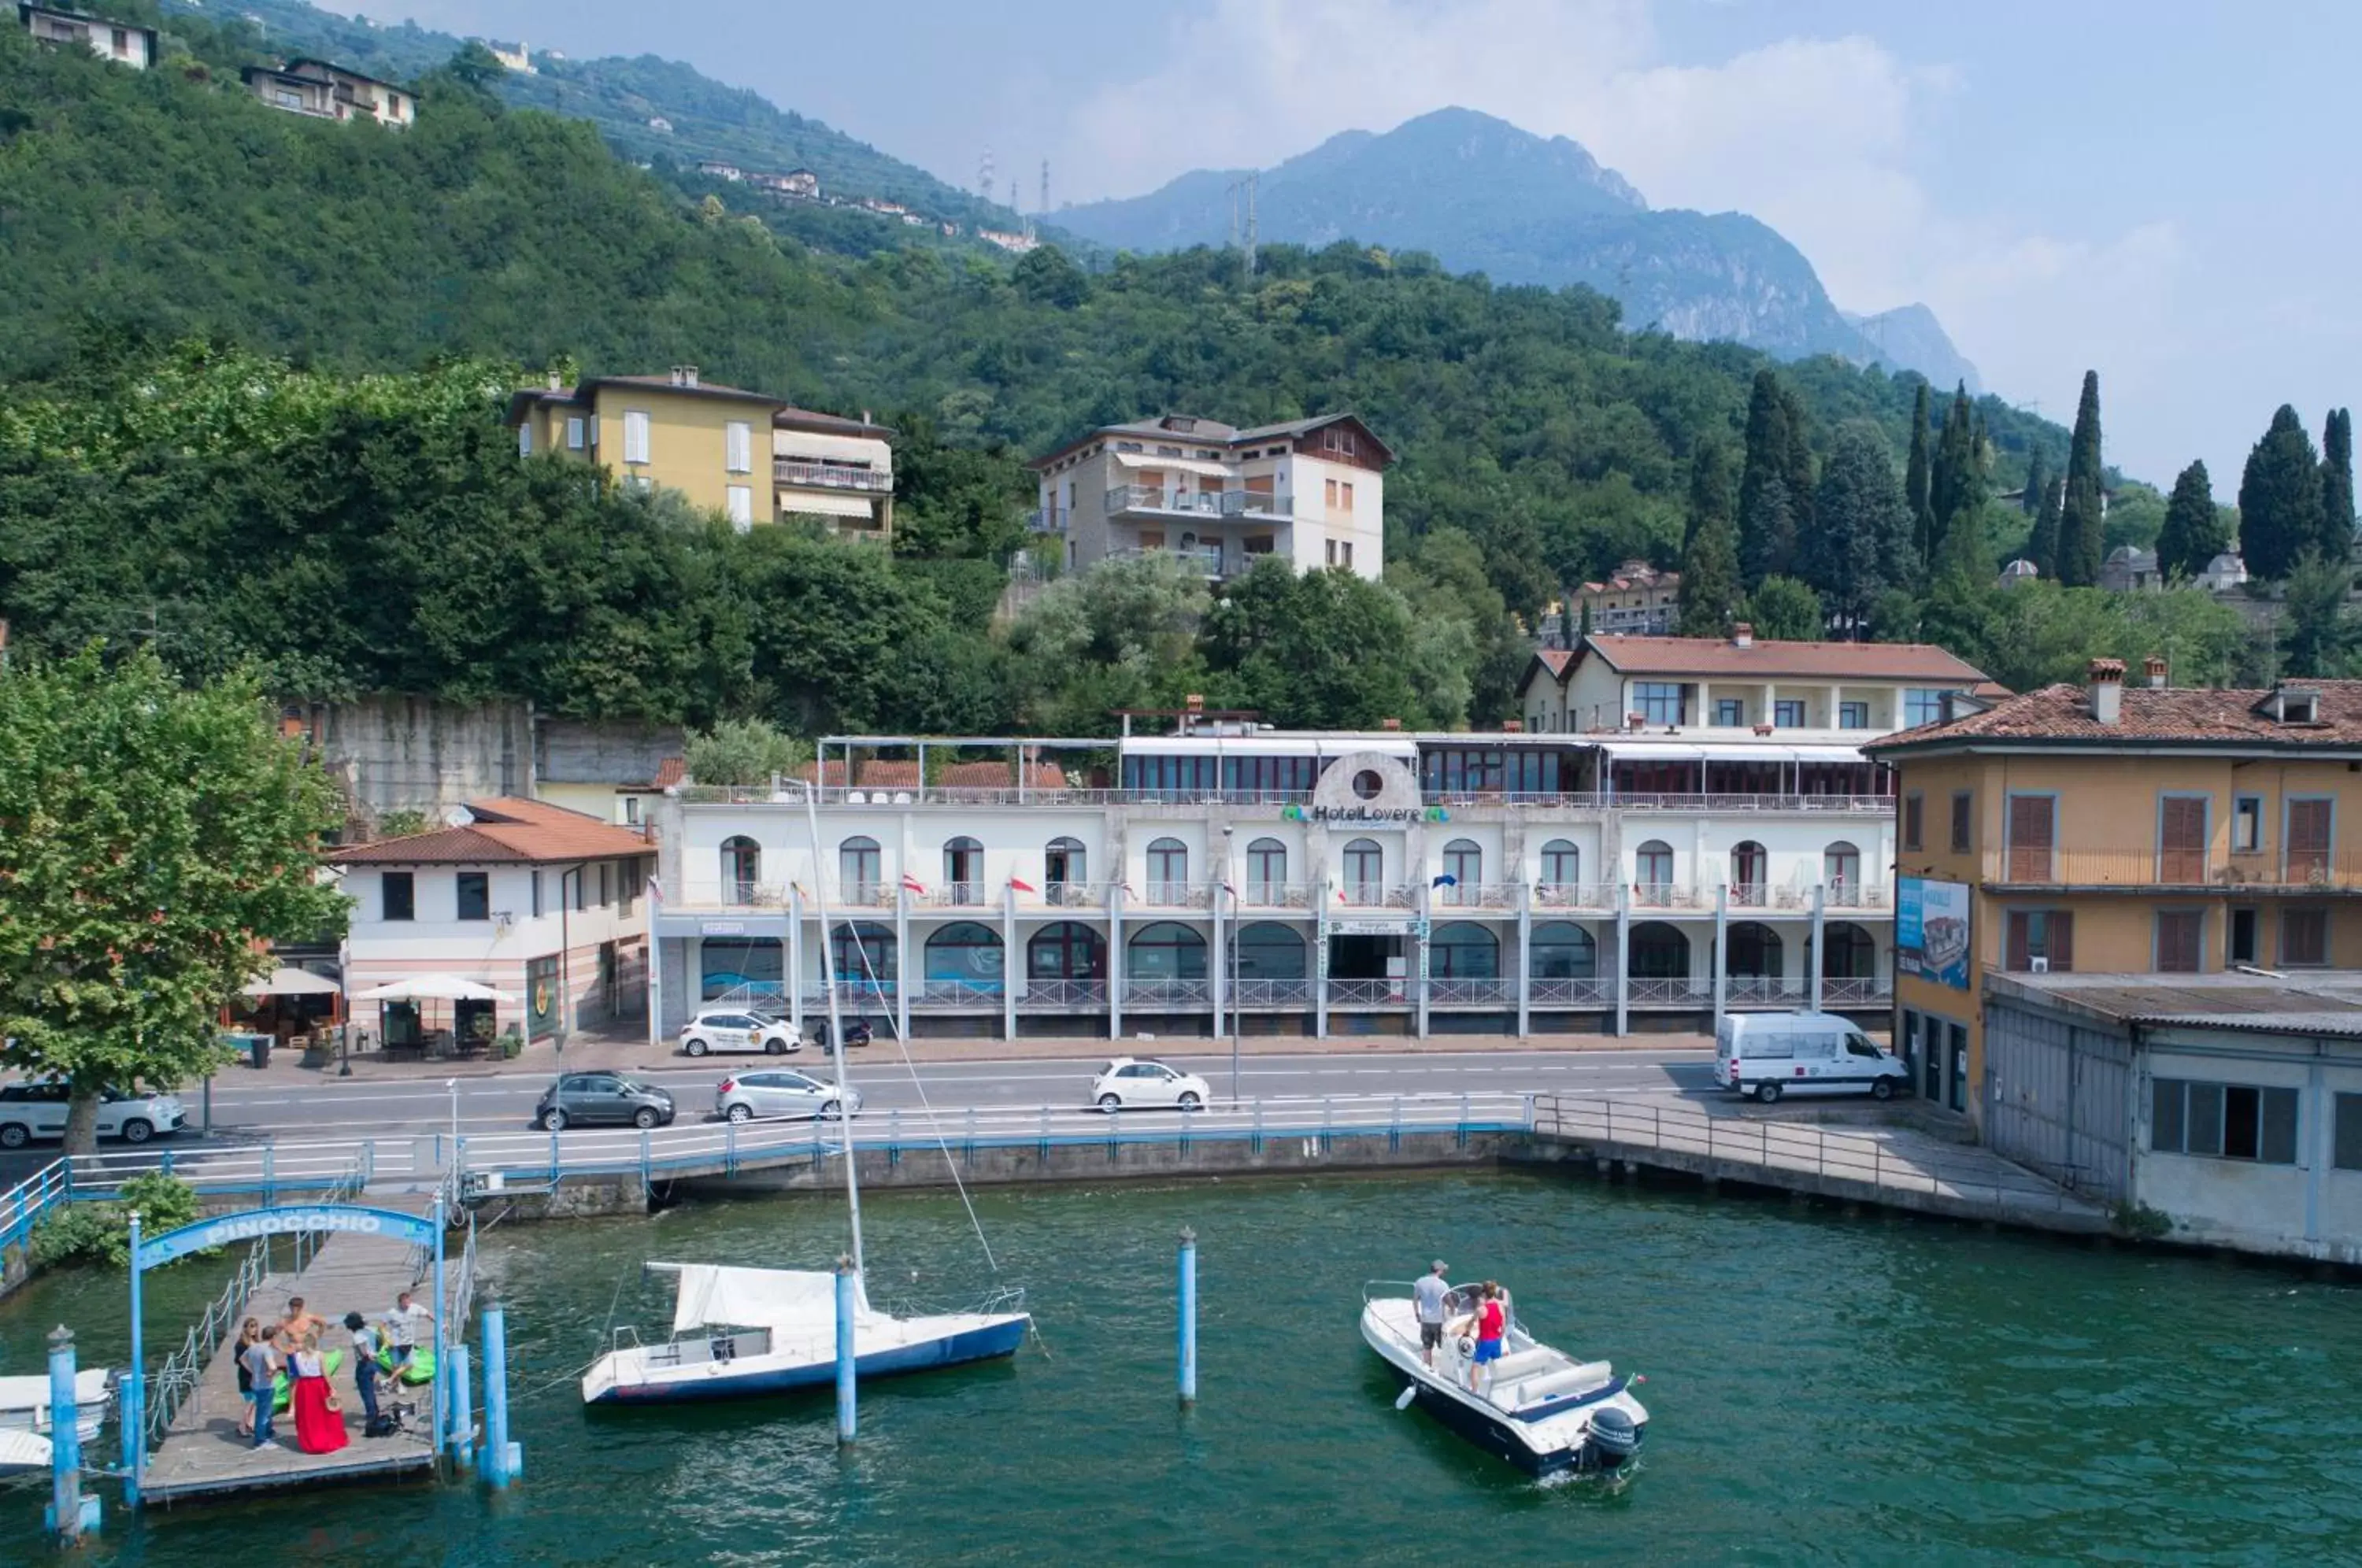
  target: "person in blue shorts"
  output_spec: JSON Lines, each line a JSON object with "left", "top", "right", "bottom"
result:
{"left": 1453, "top": 1281, "right": 1508, "bottom": 1392}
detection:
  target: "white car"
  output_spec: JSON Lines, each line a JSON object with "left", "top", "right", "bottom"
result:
{"left": 678, "top": 1009, "right": 798, "bottom": 1057}
{"left": 1090, "top": 1058, "right": 1210, "bottom": 1113}
{"left": 0, "top": 1082, "right": 187, "bottom": 1148}
{"left": 715, "top": 1070, "right": 863, "bottom": 1124}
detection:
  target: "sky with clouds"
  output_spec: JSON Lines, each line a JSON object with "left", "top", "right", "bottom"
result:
{"left": 353, "top": 0, "right": 2359, "bottom": 488}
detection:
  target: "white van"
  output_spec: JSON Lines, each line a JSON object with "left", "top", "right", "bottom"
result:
{"left": 1713, "top": 1012, "right": 1908, "bottom": 1104}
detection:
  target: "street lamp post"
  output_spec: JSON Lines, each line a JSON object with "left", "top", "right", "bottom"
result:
{"left": 1222, "top": 826, "right": 1241, "bottom": 1105}
{"left": 446, "top": 1077, "right": 458, "bottom": 1165}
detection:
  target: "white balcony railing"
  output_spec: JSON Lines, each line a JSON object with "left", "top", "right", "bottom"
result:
{"left": 1127, "top": 978, "right": 1214, "bottom": 1008}
{"left": 1432, "top": 881, "right": 1520, "bottom": 911}
{"left": 776, "top": 459, "right": 892, "bottom": 493}
{"left": 1104, "top": 485, "right": 1292, "bottom": 520}
{"left": 1529, "top": 977, "right": 1612, "bottom": 1005}
{"left": 1326, "top": 978, "right": 1412, "bottom": 1006}
{"left": 1534, "top": 882, "right": 1619, "bottom": 911}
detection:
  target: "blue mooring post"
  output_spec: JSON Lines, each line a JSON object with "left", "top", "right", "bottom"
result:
{"left": 449, "top": 1343, "right": 473, "bottom": 1468}
{"left": 480, "top": 1294, "right": 520, "bottom": 1485}
{"left": 1178, "top": 1226, "right": 1198, "bottom": 1407}
{"left": 46, "top": 1325, "right": 98, "bottom": 1544}
{"left": 835, "top": 1256, "right": 857, "bottom": 1444}
{"left": 122, "top": 1211, "right": 143, "bottom": 1511}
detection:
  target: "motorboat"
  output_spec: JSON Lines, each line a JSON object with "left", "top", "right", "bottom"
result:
{"left": 1361, "top": 1281, "right": 1647, "bottom": 1477}
{"left": 583, "top": 1263, "right": 1028, "bottom": 1405}
{"left": 0, "top": 1369, "right": 111, "bottom": 1475}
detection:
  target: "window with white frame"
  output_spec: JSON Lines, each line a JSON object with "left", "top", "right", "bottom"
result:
{"left": 623, "top": 409, "right": 651, "bottom": 464}
{"left": 726, "top": 486, "right": 753, "bottom": 527}
{"left": 566, "top": 416, "right": 586, "bottom": 450}
{"left": 2151, "top": 1078, "right": 2297, "bottom": 1163}
{"left": 725, "top": 420, "right": 753, "bottom": 474}
{"left": 516, "top": 423, "right": 533, "bottom": 457}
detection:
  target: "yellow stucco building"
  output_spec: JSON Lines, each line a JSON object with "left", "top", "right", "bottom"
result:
{"left": 1867, "top": 658, "right": 2362, "bottom": 1126}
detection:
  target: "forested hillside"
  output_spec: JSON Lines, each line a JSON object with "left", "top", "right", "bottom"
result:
{"left": 0, "top": 25, "right": 2248, "bottom": 733}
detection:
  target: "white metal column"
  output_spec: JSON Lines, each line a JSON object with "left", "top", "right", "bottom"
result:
{"left": 1809, "top": 883, "right": 1827, "bottom": 1013}
{"left": 1712, "top": 883, "right": 1728, "bottom": 1027}
{"left": 1613, "top": 886, "right": 1631, "bottom": 1037}
{"left": 1002, "top": 881, "right": 1019, "bottom": 1041}
{"left": 1515, "top": 882, "right": 1532, "bottom": 1039}
{"left": 1109, "top": 886, "right": 1125, "bottom": 1042}
{"left": 1415, "top": 882, "right": 1432, "bottom": 1040}
{"left": 1314, "top": 886, "right": 1330, "bottom": 1039}
{"left": 1212, "top": 885, "right": 1228, "bottom": 1048}
{"left": 785, "top": 893, "right": 803, "bottom": 1039}
{"left": 894, "top": 884, "right": 911, "bottom": 1041}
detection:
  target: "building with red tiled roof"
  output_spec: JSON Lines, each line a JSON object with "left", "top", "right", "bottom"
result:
{"left": 332, "top": 800, "right": 654, "bottom": 1049}
{"left": 1865, "top": 658, "right": 2362, "bottom": 1141}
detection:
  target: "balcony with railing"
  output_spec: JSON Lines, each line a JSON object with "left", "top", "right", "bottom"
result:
{"left": 1627, "top": 978, "right": 1716, "bottom": 1007}
{"left": 1982, "top": 846, "right": 2362, "bottom": 892}
{"left": 1232, "top": 978, "right": 1313, "bottom": 1007}
{"left": 1820, "top": 977, "right": 1889, "bottom": 1007}
{"left": 1631, "top": 882, "right": 1715, "bottom": 912}
{"left": 909, "top": 978, "right": 1004, "bottom": 1008}
{"left": 1326, "top": 978, "right": 1412, "bottom": 1006}
{"left": 1029, "top": 880, "right": 1116, "bottom": 909}
{"left": 1104, "top": 484, "right": 1292, "bottom": 521}
{"left": 1337, "top": 882, "right": 1420, "bottom": 910}
{"left": 1431, "top": 881, "right": 1521, "bottom": 911}
{"left": 1137, "top": 880, "right": 1214, "bottom": 909}
{"left": 1530, "top": 977, "right": 1613, "bottom": 1006}
{"left": 1236, "top": 880, "right": 1320, "bottom": 910}
{"left": 1127, "top": 978, "right": 1214, "bottom": 1008}
{"left": 1109, "top": 543, "right": 1230, "bottom": 578}
{"left": 1028, "top": 505, "right": 1065, "bottom": 534}
{"left": 1429, "top": 978, "right": 1517, "bottom": 1006}
{"left": 1022, "top": 978, "right": 1108, "bottom": 1008}
{"left": 776, "top": 458, "right": 893, "bottom": 493}
{"left": 1534, "top": 882, "right": 1619, "bottom": 912}
{"left": 1723, "top": 976, "right": 1809, "bottom": 1006}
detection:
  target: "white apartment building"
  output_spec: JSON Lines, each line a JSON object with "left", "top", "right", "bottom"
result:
{"left": 330, "top": 798, "right": 656, "bottom": 1045}
{"left": 242, "top": 58, "right": 417, "bottom": 128}
{"left": 642, "top": 664, "right": 1978, "bottom": 1043}
{"left": 1029, "top": 412, "right": 1388, "bottom": 582}
{"left": 19, "top": 4, "right": 153, "bottom": 66}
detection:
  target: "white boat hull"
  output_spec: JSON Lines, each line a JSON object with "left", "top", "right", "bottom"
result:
{"left": 584, "top": 1310, "right": 1029, "bottom": 1405}
{"left": 0, "top": 1370, "right": 110, "bottom": 1451}
{"left": 1361, "top": 1297, "right": 1647, "bottom": 1476}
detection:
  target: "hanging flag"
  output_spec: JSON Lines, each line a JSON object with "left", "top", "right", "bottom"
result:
{"left": 1010, "top": 875, "right": 1038, "bottom": 893}
{"left": 1335, "top": 885, "right": 1348, "bottom": 903}
{"left": 901, "top": 872, "right": 927, "bottom": 895}
{"left": 1431, "top": 873, "right": 1459, "bottom": 888}
{"left": 1220, "top": 880, "right": 1236, "bottom": 897}
{"left": 646, "top": 876, "right": 665, "bottom": 908}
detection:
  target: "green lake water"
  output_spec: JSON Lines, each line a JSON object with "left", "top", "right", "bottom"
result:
{"left": 5, "top": 1169, "right": 2362, "bottom": 1565}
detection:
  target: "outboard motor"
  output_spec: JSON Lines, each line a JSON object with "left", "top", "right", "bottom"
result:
{"left": 1583, "top": 1407, "right": 1642, "bottom": 1471}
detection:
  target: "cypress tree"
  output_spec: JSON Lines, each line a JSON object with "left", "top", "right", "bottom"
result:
{"left": 1904, "top": 381, "right": 1934, "bottom": 571}
{"left": 1737, "top": 369, "right": 1794, "bottom": 585}
{"left": 2320, "top": 407, "right": 2355, "bottom": 564}
{"left": 2238, "top": 404, "right": 2323, "bottom": 581}
{"left": 1677, "top": 441, "right": 1743, "bottom": 637}
{"left": 1810, "top": 422, "right": 1908, "bottom": 634}
{"left": 1779, "top": 383, "right": 1817, "bottom": 542}
{"left": 1740, "top": 472, "right": 1797, "bottom": 588}
{"left": 1928, "top": 384, "right": 1980, "bottom": 564}
{"left": 2157, "top": 460, "right": 2229, "bottom": 581}
{"left": 2027, "top": 477, "right": 2064, "bottom": 579}
{"left": 2020, "top": 444, "right": 2049, "bottom": 518}
{"left": 2056, "top": 370, "right": 2105, "bottom": 586}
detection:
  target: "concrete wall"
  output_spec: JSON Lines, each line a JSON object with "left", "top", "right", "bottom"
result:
{"left": 308, "top": 695, "right": 533, "bottom": 820}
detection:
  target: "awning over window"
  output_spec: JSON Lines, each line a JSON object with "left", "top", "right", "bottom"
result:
{"left": 778, "top": 491, "right": 876, "bottom": 519}
{"left": 1113, "top": 451, "right": 1236, "bottom": 479}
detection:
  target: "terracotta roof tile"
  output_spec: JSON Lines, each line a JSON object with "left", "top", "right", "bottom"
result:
{"left": 1580, "top": 634, "right": 1988, "bottom": 682}
{"left": 329, "top": 798, "right": 651, "bottom": 864}
{"left": 1867, "top": 680, "right": 2362, "bottom": 753}
{"left": 651, "top": 756, "right": 686, "bottom": 790}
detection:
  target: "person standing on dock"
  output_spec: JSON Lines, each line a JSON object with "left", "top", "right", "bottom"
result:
{"left": 1414, "top": 1262, "right": 1451, "bottom": 1370}
{"left": 242, "top": 1332, "right": 281, "bottom": 1448}
{"left": 384, "top": 1289, "right": 430, "bottom": 1381}
{"left": 345, "top": 1311, "right": 384, "bottom": 1430}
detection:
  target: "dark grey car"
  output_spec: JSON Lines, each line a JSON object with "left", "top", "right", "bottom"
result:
{"left": 534, "top": 1072, "right": 675, "bottom": 1131}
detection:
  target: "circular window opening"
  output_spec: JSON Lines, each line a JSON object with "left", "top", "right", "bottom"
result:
{"left": 1352, "top": 769, "right": 1384, "bottom": 800}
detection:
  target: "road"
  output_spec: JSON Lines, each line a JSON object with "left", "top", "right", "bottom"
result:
{"left": 183, "top": 1046, "right": 1718, "bottom": 1141}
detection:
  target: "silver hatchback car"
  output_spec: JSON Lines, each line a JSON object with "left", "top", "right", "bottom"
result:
{"left": 714, "top": 1070, "right": 863, "bottom": 1124}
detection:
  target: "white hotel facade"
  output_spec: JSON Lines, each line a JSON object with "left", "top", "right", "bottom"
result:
{"left": 643, "top": 631, "right": 1990, "bottom": 1042}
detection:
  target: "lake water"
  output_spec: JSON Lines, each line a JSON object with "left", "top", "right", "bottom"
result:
{"left": 5, "top": 1169, "right": 2362, "bottom": 1565}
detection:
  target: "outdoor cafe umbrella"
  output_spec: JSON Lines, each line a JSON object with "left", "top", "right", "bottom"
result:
{"left": 352, "top": 975, "right": 520, "bottom": 1057}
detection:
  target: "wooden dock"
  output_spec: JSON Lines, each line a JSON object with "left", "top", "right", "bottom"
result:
{"left": 141, "top": 1231, "right": 450, "bottom": 1503}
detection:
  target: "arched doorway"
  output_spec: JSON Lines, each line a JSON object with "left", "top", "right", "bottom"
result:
{"left": 1146, "top": 838, "right": 1190, "bottom": 903}
{"left": 1823, "top": 841, "right": 1861, "bottom": 901}
{"left": 1440, "top": 838, "right": 1483, "bottom": 906}
{"left": 942, "top": 836, "right": 983, "bottom": 904}
{"left": 1235, "top": 922, "right": 1307, "bottom": 994}
{"left": 1530, "top": 922, "right": 1597, "bottom": 979}
{"left": 1731, "top": 841, "right": 1768, "bottom": 906}
{"left": 839, "top": 835, "right": 881, "bottom": 903}
{"left": 1045, "top": 837, "right": 1087, "bottom": 904}
{"left": 1027, "top": 921, "right": 1106, "bottom": 979}
{"left": 721, "top": 836, "right": 761, "bottom": 904}
{"left": 1342, "top": 838, "right": 1384, "bottom": 904}
{"left": 1246, "top": 838, "right": 1288, "bottom": 902}
{"left": 1725, "top": 922, "right": 1784, "bottom": 997}
{"left": 1634, "top": 840, "right": 1674, "bottom": 905}
{"left": 1629, "top": 922, "right": 1690, "bottom": 981}
{"left": 923, "top": 921, "right": 1003, "bottom": 998}
{"left": 1127, "top": 922, "right": 1208, "bottom": 1000}
{"left": 1538, "top": 838, "right": 1580, "bottom": 901}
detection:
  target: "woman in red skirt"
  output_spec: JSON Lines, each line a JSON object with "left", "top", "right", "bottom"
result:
{"left": 290, "top": 1333, "right": 350, "bottom": 1455}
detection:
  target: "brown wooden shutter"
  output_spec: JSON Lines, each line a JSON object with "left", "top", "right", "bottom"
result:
{"left": 2288, "top": 799, "right": 2333, "bottom": 881}
{"left": 1903, "top": 793, "right": 1924, "bottom": 852}
{"left": 2157, "top": 909, "right": 2202, "bottom": 973}
{"left": 2008, "top": 796, "right": 2055, "bottom": 882}
{"left": 2005, "top": 912, "right": 2030, "bottom": 971}
{"left": 2160, "top": 797, "right": 2208, "bottom": 883}
{"left": 2050, "top": 912, "right": 2074, "bottom": 971}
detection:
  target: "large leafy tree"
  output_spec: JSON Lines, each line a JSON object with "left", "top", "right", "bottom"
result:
{"left": 0, "top": 647, "right": 348, "bottom": 1152}
{"left": 1201, "top": 561, "right": 1431, "bottom": 729}
{"left": 2238, "top": 405, "right": 2324, "bottom": 582}
{"left": 2055, "top": 371, "right": 2105, "bottom": 587}
{"left": 2156, "top": 460, "right": 2230, "bottom": 581}
{"left": 1740, "top": 575, "right": 1823, "bottom": 641}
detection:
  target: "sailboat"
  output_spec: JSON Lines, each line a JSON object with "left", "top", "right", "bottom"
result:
{"left": 582, "top": 784, "right": 1030, "bottom": 1407}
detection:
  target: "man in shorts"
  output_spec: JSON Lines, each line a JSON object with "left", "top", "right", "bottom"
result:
{"left": 1412, "top": 1259, "right": 1450, "bottom": 1369}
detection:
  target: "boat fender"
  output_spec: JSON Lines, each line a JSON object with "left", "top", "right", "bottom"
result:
{"left": 1583, "top": 1406, "right": 1642, "bottom": 1469}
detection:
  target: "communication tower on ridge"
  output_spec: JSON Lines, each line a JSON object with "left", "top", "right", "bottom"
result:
{"left": 1226, "top": 171, "right": 1258, "bottom": 283}
{"left": 977, "top": 147, "right": 995, "bottom": 202}
{"left": 1040, "top": 158, "right": 1050, "bottom": 217}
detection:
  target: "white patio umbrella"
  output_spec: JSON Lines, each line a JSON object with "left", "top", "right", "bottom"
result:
{"left": 352, "top": 975, "right": 519, "bottom": 1003}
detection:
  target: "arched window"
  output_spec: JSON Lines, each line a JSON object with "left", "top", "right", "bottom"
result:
{"left": 1539, "top": 839, "right": 1581, "bottom": 888}
{"left": 1235, "top": 921, "right": 1306, "bottom": 980}
{"left": 721, "top": 836, "right": 761, "bottom": 903}
{"left": 1629, "top": 921, "right": 1690, "bottom": 979}
{"left": 1823, "top": 841, "right": 1861, "bottom": 899}
{"left": 1246, "top": 838, "right": 1288, "bottom": 901}
{"left": 1530, "top": 921, "right": 1597, "bottom": 980}
{"left": 1027, "top": 921, "right": 1105, "bottom": 979}
{"left": 1731, "top": 841, "right": 1768, "bottom": 904}
{"left": 1726, "top": 921, "right": 1783, "bottom": 978}
{"left": 1342, "top": 838, "right": 1384, "bottom": 904}
{"left": 1634, "top": 840, "right": 1674, "bottom": 904}
{"left": 1126, "top": 921, "right": 1207, "bottom": 979}
{"left": 1441, "top": 838, "right": 1483, "bottom": 906}
{"left": 1428, "top": 921, "right": 1499, "bottom": 978}
{"left": 830, "top": 922, "right": 897, "bottom": 997}
{"left": 839, "top": 836, "right": 881, "bottom": 904}
{"left": 923, "top": 921, "right": 1003, "bottom": 994}
{"left": 943, "top": 835, "right": 983, "bottom": 905}
{"left": 1821, "top": 921, "right": 1877, "bottom": 979}
{"left": 1045, "top": 837, "right": 1087, "bottom": 905}
{"left": 1146, "top": 837, "right": 1190, "bottom": 901}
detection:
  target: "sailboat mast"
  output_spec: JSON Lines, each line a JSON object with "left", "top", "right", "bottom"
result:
{"left": 802, "top": 781, "right": 864, "bottom": 1277}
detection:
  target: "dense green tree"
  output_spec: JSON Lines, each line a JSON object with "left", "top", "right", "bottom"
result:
{"left": 1738, "top": 371, "right": 1799, "bottom": 584}
{"left": 2157, "top": 460, "right": 2229, "bottom": 581}
{"left": 2055, "top": 371, "right": 2106, "bottom": 586}
{"left": 1201, "top": 562, "right": 1434, "bottom": 729}
{"left": 0, "top": 647, "right": 348, "bottom": 1152}
{"left": 2025, "top": 477, "right": 2064, "bottom": 579}
{"left": 1904, "top": 381, "right": 1934, "bottom": 571}
{"left": 1809, "top": 422, "right": 1910, "bottom": 634}
{"left": 2282, "top": 557, "right": 2354, "bottom": 678}
{"left": 683, "top": 718, "right": 812, "bottom": 786}
{"left": 2238, "top": 405, "right": 2324, "bottom": 582}
{"left": 1779, "top": 381, "right": 1817, "bottom": 547}
{"left": 1741, "top": 575, "right": 1823, "bottom": 642}
{"left": 1928, "top": 383, "right": 1981, "bottom": 567}
{"left": 1011, "top": 245, "right": 1090, "bottom": 309}
{"left": 1677, "top": 440, "right": 1742, "bottom": 637}
{"left": 2020, "top": 443, "right": 2048, "bottom": 518}
{"left": 2320, "top": 408, "right": 2355, "bottom": 564}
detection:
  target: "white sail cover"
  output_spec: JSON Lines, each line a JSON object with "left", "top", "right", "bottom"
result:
{"left": 0, "top": 1369, "right": 109, "bottom": 1421}
{"left": 667, "top": 1265, "right": 879, "bottom": 1335}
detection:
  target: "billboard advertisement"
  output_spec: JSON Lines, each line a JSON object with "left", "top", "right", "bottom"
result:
{"left": 1897, "top": 877, "right": 1971, "bottom": 991}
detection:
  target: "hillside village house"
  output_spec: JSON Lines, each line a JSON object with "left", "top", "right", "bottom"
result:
{"left": 242, "top": 58, "right": 416, "bottom": 128}
{"left": 640, "top": 638, "right": 1986, "bottom": 1048}
{"left": 330, "top": 799, "right": 654, "bottom": 1049}
{"left": 1545, "top": 561, "right": 1680, "bottom": 641}
{"left": 18, "top": 4, "right": 153, "bottom": 66}
{"left": 1867, "top": 664, "right": 2362, "bottom": 1262}
{"left": 506, "top": 367, "right": 894, "bottom": 538}
{"left": 1030, "top": 412, "right": 1390, "bottom": 582}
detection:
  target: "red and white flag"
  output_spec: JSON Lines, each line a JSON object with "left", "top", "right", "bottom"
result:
{"left": 646, "top": 877, "right": 664, "bottom": 908}
{"left": 901, "top": 872, "right": 927, "bottom": 896}
{"left": 1010, "top": 875, "right": 1038, "bottom": 893}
